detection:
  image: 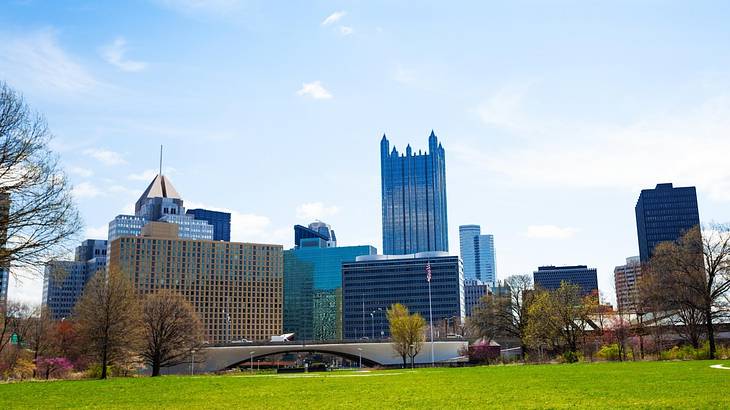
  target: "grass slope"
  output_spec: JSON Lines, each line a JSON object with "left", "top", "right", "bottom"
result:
{"left": 1, "top": 361, "right": 729, "bottom": 409}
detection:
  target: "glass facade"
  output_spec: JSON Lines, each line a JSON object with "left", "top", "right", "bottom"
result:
{"left": 459, "top": 225, "right": 496, "bottom": 285}
{"left": 635, "top": 183, "right": 701, "bottom": 262}
{"left": 381, "top": 131, "right": 448, "bottom": 255}
{"left": 186, "top": 209, "right": 231, "bottom": 241}
{"left": 533, "top": 265, "right": 598, "bottom": 296}
{"left": 43, "top": 239, "right": 108, "bottom": 320}
{"left": 342, "top": 253, "right": 464, "bottom": 339}
{"left": 283, "top": 245, "right": 376, "bottom": 341}
{"left": 294, "top": 222, "right": 337, "bottom": 248}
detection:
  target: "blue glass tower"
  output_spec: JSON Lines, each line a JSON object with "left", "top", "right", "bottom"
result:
{"left": 186, "top": 209, "right": 231, "bottom": 241}
{"left": 380, "top": 131, "right": 448, "bottom": 255}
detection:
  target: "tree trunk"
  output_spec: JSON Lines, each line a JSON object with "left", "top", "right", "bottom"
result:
{"left": 152, "top": 362, "right": 161, "bottom": 377}
{"left": 402, "top": 355, "right": 406, "bottom": 368}
{"left": 706, "top": 308, "right": 716, "bottom": 359}
{"left": 101, "top": 348, "right": 108, "bottom": 380}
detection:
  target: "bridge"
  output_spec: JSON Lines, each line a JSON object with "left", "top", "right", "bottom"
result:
{"left": 165, "top": 340, "right": 469, "bottom": 374}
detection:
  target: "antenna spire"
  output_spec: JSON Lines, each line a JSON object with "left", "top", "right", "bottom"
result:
{"left": 159, "top": 145, "right": 163, "bottom": 175}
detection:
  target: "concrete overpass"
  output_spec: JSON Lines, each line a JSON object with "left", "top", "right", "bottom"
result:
{"left": 166, "top": 340, "right": 469, "bottom": 374}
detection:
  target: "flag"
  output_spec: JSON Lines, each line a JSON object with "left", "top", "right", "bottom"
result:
{"left": 426, "top": 261, "right": 432, "bottom": 283}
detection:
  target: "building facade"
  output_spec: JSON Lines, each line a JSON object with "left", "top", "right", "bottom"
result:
{"left": 464, "top": 279, "right": 511, "bottom": 316}
{"left": 186, "top": 209, "right": 232, "bottom": 241}
{"left": 108, "top": 222, "right": 283, "bottom": 344}
{"left": 614, "top": 256, "right": 643, "bottom": 313}
{"left": 283, "top": 242, "right": 376, "bottom": 341}
{"left": 342, "top": 252, "right": 464, "bottom": 339}
{"left": 458, "top": 225, "right": 496, "bottom": 285}
{"left": 380, "top": 131, "right": 448, "bottom": 255}
{"left": 533, "top": 265, "right": 599, "bottom": 296}
{"left": 42, "top": 239, "right": 107, "bottom": 320}
{"left": 294, "top": 221, "right": 337, "bottom": 249}
{"left": 108, "top": 174, "right": 213, "bottom": 243}
{"left": 635, "top": 183, "right": 701, "bottom": 262}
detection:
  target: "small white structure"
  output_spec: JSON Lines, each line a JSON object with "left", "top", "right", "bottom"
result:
{"left": 270, "top": 333, "right": 295, "bottom": 342}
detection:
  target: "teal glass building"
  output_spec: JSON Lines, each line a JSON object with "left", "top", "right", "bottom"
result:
{"left": 380, "top": 131, "right": 448, "bottom": 255}
{"left": 283, "top": 244, "right": 376, "bottom": 341}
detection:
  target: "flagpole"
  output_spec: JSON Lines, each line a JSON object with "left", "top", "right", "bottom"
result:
{"left": 428, "top": 276, "right": 434, "bottom": 367}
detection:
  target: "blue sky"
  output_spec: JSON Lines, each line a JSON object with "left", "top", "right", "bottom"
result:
{"left": 3, "top": 0, "right": 730, "bottom": 305}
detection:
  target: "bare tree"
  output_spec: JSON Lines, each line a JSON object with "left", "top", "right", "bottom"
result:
{"left": 649, "top": 225, "right": 730, "bottom": 358}
{"left": 141, "top": 290, "right": 203, "bottom": 377}
{"left": 26, "top": 306, "right": 54, "bottom": 378}
{"left": 75, "top": 268, "right": 142, "bottom": 379}
{"left": 0, "top": 82, "right": 82, "bottom": 276}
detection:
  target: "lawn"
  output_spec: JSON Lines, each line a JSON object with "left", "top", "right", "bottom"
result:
{"left": 1, "top": 361, "right": 729, "bottom": 409}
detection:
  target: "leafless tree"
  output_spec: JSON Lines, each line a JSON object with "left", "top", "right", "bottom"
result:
{"left": 75, "top": 268, "right": 142, "bottom": 379}
{"left": 0, "top": 82, "right": 82, "bottom": 277}
{"left": 141, "top": 290, "right": 203, "bottom": 377}
{"left": 649, "top": 225, "right": 730, "bottom": 358}
{"left": 26, "top": 306, "right": 54, "bottom": 377}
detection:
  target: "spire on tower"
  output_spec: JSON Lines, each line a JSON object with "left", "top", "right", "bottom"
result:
{"left": 159, "top": 145, "right": 163, "bottom": 176}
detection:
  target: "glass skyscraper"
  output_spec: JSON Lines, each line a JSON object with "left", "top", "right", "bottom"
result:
{"left": 380, "top": 131, "right": 448, "bottom": 255}
{"left": 186, "top": 209, "right": 232, "bottom": 241}
{"left": 635, "top": 183, "right": 701, "bottom": 262}
{"left": 459, "top": 225, "right": 496, "bottom": 285}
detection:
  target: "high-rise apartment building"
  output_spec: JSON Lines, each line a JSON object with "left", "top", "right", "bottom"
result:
{"left": 635, "top": 183, "right": 700, "bottom": 262}
{"left": 186, "top": 209, "right": 231, "bottom": 241}
{"left": 108, "top": 222, "right": 283, "bottom": 343}
{"left": 380, "top": 131, "right": 448, "bottom": 255}
{"left": 459, "top": 225, "right": 496, "bottom": 285}
{"left": 283, "top": 222, "right": 375, "bottom": 341}
{"left": 533, "top": 265, "right": 599, "bottom": 296}
{"left": 42, "top": 239, "right": 107, "bottom": 320}
{"left": 614, "top": 256, "right": 643, "bottom": 313}
{"left": 108, "top": 174, "right": 213, "bottom": 243}
{"left": 342, "top": 252, "right": 464, "bottom": 339}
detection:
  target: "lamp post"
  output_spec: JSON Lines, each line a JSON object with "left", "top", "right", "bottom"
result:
{"left": 371, "top": 308, "right": 383, "bottom": 340}
{"left": 409, "top": 344, "right": 415, "bottom": 369}
{"left": 357, "top": 348, "right": 363, "bottom": 369}
{"left": 190, "top": 349, "right": 196, "bottom": 376}
{"left": 250, "top": 351, "right": 255, "bottom": 373}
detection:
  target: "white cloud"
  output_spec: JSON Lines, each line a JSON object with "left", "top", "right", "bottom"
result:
{"left": 83, "top": 148, "right": 127, "bottom": 166}
{"left": 67, "top": 166, "right": 94, "bottom": 178}
{"left": 100, "top": 37, "right": 147, "bottom": 72}
{"left": 297, "top": 81, "right": 333, "bottom": 100}
{"left": 339, "top": 26, "right": 354, "bottom": 36}
{"left": 185, "top": 202, "right": 274, "bottom": 242}
{"left": 475, "top": 83, "right": 532, "bottom": 130}
{"left": 296, "top": 202, "right": 339, "bottom": 220}
{"left": 0, "top": 29, "right": 98, "bottom": 95}
{"left": 525, "top": 225, "right": 579, "bottom": 239}
{"left": 72, "top": 182, "right": 102, "bottom": 199}
{"left": 85, "top": 224, "right": 108, "bottom": 239}
{"left": 321, "top": 11, "right": 346, "bottom": 26}
{"left": 128, "top": 169, "right": 159, "bottom": 181}
{"left": 459, "top": 93, "right": 730, "bottom": 203}
{"left": 7, "top": 271, "right": 44, "bottom": 306}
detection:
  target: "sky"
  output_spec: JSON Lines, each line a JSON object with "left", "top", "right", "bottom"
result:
{"left": 2, "top": 0, "right": 730, "bottom": 306}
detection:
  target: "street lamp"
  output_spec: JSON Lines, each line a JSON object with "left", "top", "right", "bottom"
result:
{"left": 371, "top": 308, "right": 383, "bottom": 340}
{"left": 357, "top": 348, "right": 363, "bottom": 369}
{"left": 250, "top": 351, "right": 255, "bottom": 373}
{"left": 190, "top": 349, "right": 197, "bottom": 376}
{"left": 409, "top": 344, "right": 415, "bottom": 369}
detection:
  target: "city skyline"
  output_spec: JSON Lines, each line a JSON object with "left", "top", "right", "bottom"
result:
{"left": 4, "top": 1, "right": 730, "bottom": 307}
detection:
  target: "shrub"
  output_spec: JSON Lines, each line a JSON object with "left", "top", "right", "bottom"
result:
{"left": 597, "top": 344, "right": 621, "bottom": 361}
{"left": 562, "top": 351, "right": 579, "bottom": 364}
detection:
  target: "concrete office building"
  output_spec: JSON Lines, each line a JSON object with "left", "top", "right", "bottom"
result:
{"left": 108, "top": 222, "right": 283, "bottom": 344}
{"left": 635, "top": 183, "right": 700, "bottom": 262}
{"left": 614, "top": 256, "right": 643, "bottom": 313}
{"left": 533, "top": 265, "right": 599, "bottom": 296}
{"left": 42, "top": 240, "right": 108, "bottom": 320}
{"left": 342, "top": 252, "right": 464, "bottom": 339}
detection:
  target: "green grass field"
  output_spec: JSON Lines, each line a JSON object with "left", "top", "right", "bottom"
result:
{"left": 1, "top": 361, "right": 729, "bottom": 409}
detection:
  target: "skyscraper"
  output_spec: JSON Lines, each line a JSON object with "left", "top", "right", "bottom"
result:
{"left": 43, "top": 239, "right": 107, "bottom": 320}
{"left": 533, "top": 265, "right": 599, "bottom": 296}
{"left": 284, "top": 222, "right": 375, "bottom": 341}
{"left": 635, "top": 183, "right": 700, "bottom": 262}
{"left": 459, "top": 225, "right": 496, "bottom": 285}
{"left": 380, "top": 131, "right": 448, "bottom": 255}
{"left": 108, "top": 173, "right": 213, "bottom": 242}
{"left": 614, "top": 256, "right": 642, "bottom": 313}
{"left": 186, "top": 209, "right": 232, "bottom": 241}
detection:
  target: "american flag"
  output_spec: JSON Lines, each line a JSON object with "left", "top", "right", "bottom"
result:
{"left": 426, "top": 261, "right": 432, "bottom": 283}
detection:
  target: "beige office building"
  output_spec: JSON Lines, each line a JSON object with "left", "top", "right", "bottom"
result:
{"left": 109, "top": 222, "right": 283, "bottom": 344}
{"left": 614, "top": 256, "right": 643, "bottom": 313}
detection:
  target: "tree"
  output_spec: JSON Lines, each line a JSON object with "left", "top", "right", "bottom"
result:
{"left": 0, "top": 82, "right": 82, "bottom": 275}
{"left": 141, "top": 290, "right": 203, "bottom": 377}
{"left": 387, "top": 304, "right": 427, "bottom": 368}
{"left": 648, "top": 225, "right": 730, "bottom": 358}
{"left": 75, "top": 268, "right": 142, "bottom": 379}
{"left": 26, "top": 306, "right": 54, "bottom": 378}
